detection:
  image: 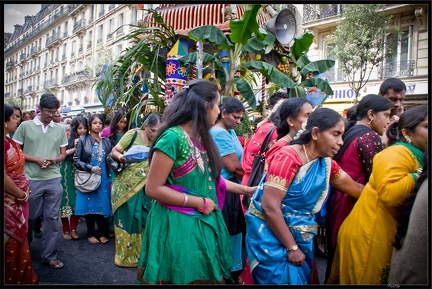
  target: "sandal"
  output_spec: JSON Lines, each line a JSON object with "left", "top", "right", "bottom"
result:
{"left": 71, "top": 230, "right": 80, "bottom": 240}
{"left": 99, "top": 236, "right": 109, "bottom": 244}
{"left": 88, "top": 236, "right": 99, "bottom": 244}
{"left": 63, "top": 232, "right": 72, "bottom": 240}
{"left": 41, "top": 259, "right": 64, "bottom": 269}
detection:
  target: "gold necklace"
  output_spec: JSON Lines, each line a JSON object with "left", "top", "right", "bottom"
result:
{"left": 302, "top": 144, "right": 310, "bottom": 163}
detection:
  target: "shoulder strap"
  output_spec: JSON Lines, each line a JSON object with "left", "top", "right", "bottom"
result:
{"left": 258, "top": 126, "right": 277, "bottom": 155}
{"left": 333, "top": 125, "right": 371, "bottom": 162}
{"left": 125, "top": 130, "right": 138, "bottom": 151}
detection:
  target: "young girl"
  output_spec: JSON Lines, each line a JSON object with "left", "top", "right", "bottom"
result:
{"left": 73, "top": 114, "right": 113, "bottom": 244}
{"left": 59, "top": 116, "right": 88, "bottom": 240}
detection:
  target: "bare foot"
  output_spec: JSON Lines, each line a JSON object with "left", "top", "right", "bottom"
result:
{"left": 99, "top": 236, "right": 109, "bottom": 244}
{"left": 63, "top": 232, "right": 72, "bottom": 240}
{"left": 71, "top": 230, "right": 80, "bottom": 240}
{"left": 88, "top": 236, "right": 99, "bottom": 244}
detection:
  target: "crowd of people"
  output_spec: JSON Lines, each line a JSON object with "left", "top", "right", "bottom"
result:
{"left": 4, "top": 77, "right": 428, "bottom": 285}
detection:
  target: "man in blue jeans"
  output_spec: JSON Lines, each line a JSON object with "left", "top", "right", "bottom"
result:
{"left": 13, "top": 93, "right": 68, "bottom": 269}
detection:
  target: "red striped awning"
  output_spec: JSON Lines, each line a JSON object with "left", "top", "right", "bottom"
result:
{"left": 141, "top": 4, "right": 272, "bottom": 34}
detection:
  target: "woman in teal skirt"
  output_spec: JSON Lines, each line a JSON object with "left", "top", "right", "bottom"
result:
{"left": 59, "top": 116, "right": 88, "bottom": 240}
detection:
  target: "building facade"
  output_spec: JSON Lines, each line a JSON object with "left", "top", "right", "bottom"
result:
{"left": 4, "top": 4, "right": 428, "bottom": 115}
{"left": 4, "top": 4, "right": 154, "bottom": 114}
{"left": 299, "top": 3, "right": 429, "bottom": 113}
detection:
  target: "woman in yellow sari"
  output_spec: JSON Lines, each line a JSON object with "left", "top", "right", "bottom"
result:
{"left": 110, "top": 113, "right": 162, "bottom": 267}
{"left": 328, "top": 105, "right": 428, "bottom": 284}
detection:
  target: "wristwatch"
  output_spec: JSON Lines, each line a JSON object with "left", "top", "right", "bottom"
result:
{"left": 288, "top": 244, "right": 299, "bottom": 252}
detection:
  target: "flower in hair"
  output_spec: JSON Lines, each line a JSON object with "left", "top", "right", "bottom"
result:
{"left": 293, "top": 120, "right": 308, "bottom": 140}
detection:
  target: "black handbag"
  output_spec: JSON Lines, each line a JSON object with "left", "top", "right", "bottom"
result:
{"left": 106, "top": 130, "right": 138, "bottom": 174}
{"left": 242, "top": 126, "right": 277, "bottom": 209}
{"left": 222, "top": 177, "right": 246, "bottom": 236}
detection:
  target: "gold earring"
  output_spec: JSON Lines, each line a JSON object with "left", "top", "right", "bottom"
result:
{"left": 4, "top": 124, "right": 7, "bottom": 128}
{"left": 368, "top": 118, "right": 373, "bottom": 125}
{"left": 403, "top": 134, "right": 411, "bottom": 144}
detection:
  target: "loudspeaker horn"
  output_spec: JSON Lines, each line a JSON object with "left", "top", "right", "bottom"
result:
{"left": 263, "top": 9, "right": 296, "bottom": 45}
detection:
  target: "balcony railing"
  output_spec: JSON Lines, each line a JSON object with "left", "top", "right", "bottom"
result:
{"left": 63, "top": 31, "right": 68, "bottom": 38}
{"left": 62, "top": 70, "right": 88, "bottom": 84}
{"left": 20, "top": 53, "right": 28, "bottom": 61}
{"left": 68, "top": 4, "right": 80, "bottom": 13}
{"left": 378, "top": 60, "right": 416, "bottom": 79}
{"left": 87, "top": 41, "right": 92, "bottom": 49}
{"left": 5, "top": 92, "right": 11, "bottom": 98}
{"left": 88, "top": 17, "right": 94, "bottom": 25}
{"left": 71, "top": 52, "right": 75, "bottom": 58}
{"left": 73, "top": 19, "right": 86, "bottom": 34}
{"left": 107, "top": 33, "right": 113, "bottom": 40}
{"left": 25, "top": 85, "right": 33, "bottom": 93}
{"left": 97, "top": 37, "right": 103, "bottom": 44}
{"left": 303, "top": 4, "right": 345, "bottom": 23}
{"left": 30, "top": 47, "right": 38, "bottom": 55}
{"left": 46, "top": 32, "right": 60, "bottom": 47}
{"left": 6, "top": 61, "right": 16, "bottom": 69}
{"left": 44, "top": 78, "right": 60, "bottom": 87}
{"left": 78, "top": 46, "right": 83, "bottom": 54}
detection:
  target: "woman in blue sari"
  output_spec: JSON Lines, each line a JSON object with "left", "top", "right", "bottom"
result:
{"left": 245, "top": 108, "right": 364, "bottom": 285}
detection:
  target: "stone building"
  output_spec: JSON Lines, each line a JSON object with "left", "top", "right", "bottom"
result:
{"left": 4, "top": 4, "right": 154, "bottom": 114}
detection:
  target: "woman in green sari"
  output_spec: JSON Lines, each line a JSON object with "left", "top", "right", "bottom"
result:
{"left": 110, "top": 113, "right": 162, "bottom": 267}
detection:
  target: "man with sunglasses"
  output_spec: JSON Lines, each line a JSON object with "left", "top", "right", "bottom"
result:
{"left": 13, "top": 93, "right": 68, "bottom": 269}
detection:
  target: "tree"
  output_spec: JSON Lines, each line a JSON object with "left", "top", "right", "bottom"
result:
{"left": 180, "top": 4, "right": 334, "bottom": 110}
{"left": 327, "top": 4, "right": 398, "bottom": 103}
{"left": 96, "top": 9, "right": 177, "bottom": 124}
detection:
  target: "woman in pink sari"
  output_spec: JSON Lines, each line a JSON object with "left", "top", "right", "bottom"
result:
{"left": 4, "top": 104, "right": 38, "bottom": 284}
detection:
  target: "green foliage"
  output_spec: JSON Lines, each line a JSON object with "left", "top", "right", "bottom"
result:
{"left": 229, "top": 5, "right": 267, "bottom": 44}
{"left": 234, "top": 112, "right": 254, "bottom": 136}
{"left": 95, "top": 9, "right": 177, "bottom": 125}
{"left": 185, "top": 4, "right": 278, "bottom": 109}
{"left": 327, "top": 4, "right": 398, "bottom": 101}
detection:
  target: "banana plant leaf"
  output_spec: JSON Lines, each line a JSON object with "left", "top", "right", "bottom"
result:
{"left": 229, "top": 4, "right": 266, "bottom": 45}
{"left": 233, "top": 77, "right": 256, "bottom": 109}
{"left": 188, "top": 25, "right": 232, "bottom": 50}
{"left": 290, "top": 86, "right": 306, "bottom": 98}
{"left": 297, "top": 54, "right": 311, "bottom": 70}
{"left": 178, "top": 52, "right": 225, "bottom": 71}
{"left": 301, "top": 78, "right": 334, "bottom": 96}
{"left": 242, "top": 32, "right": 276, "bottom": 53}
{"left": 242, "top": 61, "right": 297, "bottom": 88}
{"left": 300, "top": 60, "right": 336, "bottom": 75}
{"left": 290, "top": 31, "right": 314, "bottom": 63}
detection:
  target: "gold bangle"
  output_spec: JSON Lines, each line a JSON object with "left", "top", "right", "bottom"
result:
{"left": 17, "top": 191, "right": 28, "bottom": 201}
{"left": 118, "top": 154, "right": 123, "bottom": 162}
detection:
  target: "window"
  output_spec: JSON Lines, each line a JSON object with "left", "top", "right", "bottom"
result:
{"left": 108, "top": 18, "right": 114, "bottom": 34}
{"left": 118, "top": 13, "right": 124, "bottom": 26}
{"left": 117, "top": 44, "right": 123, "bottom": 56}
{"left": 383, "top": 29, "right": 412, "bottom": 78}
{"left": 322, "top": 35, "right": 345, "bottom": 82}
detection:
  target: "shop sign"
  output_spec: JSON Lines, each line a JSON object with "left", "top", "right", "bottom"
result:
{"left": 324, "top": 89, "right": 362, "bottom": 103}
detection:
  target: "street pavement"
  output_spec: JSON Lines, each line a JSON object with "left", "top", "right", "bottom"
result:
{"left": 30, "top": 218, "right": 328, "bottom": 285}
